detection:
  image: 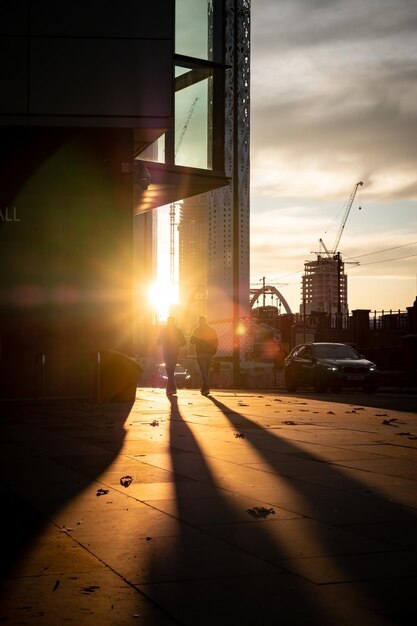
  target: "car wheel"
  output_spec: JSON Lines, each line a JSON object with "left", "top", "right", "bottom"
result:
{"left": 314, "top": 372, "right": 327, "bottom": 393}
{"left": 363, "top": 384, "right": 378, "bottom": 393}
{"left": 285, "top": 371, "right": 298, "bottom": 392}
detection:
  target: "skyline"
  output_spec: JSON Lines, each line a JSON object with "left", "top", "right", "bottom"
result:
{"left": 250, "top": 0, "right": 417, "bottom": 313}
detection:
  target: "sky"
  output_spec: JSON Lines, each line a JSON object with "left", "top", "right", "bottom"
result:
{"left": 250, "top": 0, "right": 417, "bottom": 314}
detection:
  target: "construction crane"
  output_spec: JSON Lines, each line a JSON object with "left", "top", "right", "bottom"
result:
{"left": 169, "top": 97, "right": 199, "bottom": 285}
{"left": 331, "top": 181, "right": 363, "bottom": 254}
{"left": 314, "top": 181, "right": 363, "bottom": 258}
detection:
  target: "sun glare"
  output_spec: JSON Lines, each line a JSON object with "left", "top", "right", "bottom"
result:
{"left": 148, "top": 280, "right": 179, "bottom": 322}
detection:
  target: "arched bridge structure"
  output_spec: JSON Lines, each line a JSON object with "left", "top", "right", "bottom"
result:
{"left": 250, "top": 285, "right": 293, "bottom": 315}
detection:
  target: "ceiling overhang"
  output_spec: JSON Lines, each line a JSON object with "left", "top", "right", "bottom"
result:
{"left": 133, "top": 160, "right": 230, "bottom": 214}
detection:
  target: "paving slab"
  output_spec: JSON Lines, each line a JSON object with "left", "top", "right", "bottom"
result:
{"left": 1, "top": 388, "right": 416, "bottom": 625}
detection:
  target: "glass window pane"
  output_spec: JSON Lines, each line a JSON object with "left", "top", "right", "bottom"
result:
{"left": 136, "top": 134, "right": 166, "bottom": 164}
{"left": 175, "top": 66, "right": 213, "bottom": 170}
{"left": 176, "top": 0, "right": 213, "bottom": 60}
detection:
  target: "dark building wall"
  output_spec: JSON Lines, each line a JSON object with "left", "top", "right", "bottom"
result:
{"left": 0, "top": 127, "right": 134, "bottom": 398}
{"left": 0, "top": 1, "right": 175, "bottom": 398}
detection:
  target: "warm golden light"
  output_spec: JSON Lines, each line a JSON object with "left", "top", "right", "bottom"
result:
{"left": 148, "top": 280, "right": 179, "bottom": 322}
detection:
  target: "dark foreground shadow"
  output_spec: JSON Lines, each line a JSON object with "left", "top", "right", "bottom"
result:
{"left": 0, "top": 399, "right": 132, "bottom": 577}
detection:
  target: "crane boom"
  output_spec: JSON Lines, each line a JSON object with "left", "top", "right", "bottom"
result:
{"left": 319, "top": 238, "right": 331, "bottom": 257}
{"left": 332, "top": 181, "right": 363, "bottom": 253}
{"left": 170, "top": 97, "right": 199, "bottom": 284}
{"left": 175, "top": 97, "right": 198, "bottom": 157}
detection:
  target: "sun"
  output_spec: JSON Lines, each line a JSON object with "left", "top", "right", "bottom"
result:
{"left": 148, "top": 280, "right": 179, "bottom": 322}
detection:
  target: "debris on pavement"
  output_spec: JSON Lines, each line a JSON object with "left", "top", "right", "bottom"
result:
{"left": 234, "top": 432, "right": 245, "bottom": 438}
{"left": 120, "top": 476, "right": 133, "bottom": 487}
{"left": 96, "top": 488, "right": 109, "bottom": 496}
{"left": 150, "top": 420, "right": 159, "bottom": 427}
{"left": 382, "top": 418, "right": 398, "bottom": 425}
{"left": 396, "top": 432, "right": 417, "bottom": 440}
{"left": 82, "top": 585, "right": 100, "bottom": 595}
{"left": 247, "top": 506, "right": 276, "bottom": 519}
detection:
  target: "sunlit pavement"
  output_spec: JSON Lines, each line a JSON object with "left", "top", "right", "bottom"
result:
{"left": 1, "top": 388, "right": 416, "bottom": 625}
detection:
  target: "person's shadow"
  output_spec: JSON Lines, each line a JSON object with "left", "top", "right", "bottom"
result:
{"left": 145, "top": 394, "right": 404, "bottom": 625}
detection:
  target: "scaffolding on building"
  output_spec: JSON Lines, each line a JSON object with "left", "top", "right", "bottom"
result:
{"left": 301, "top": 253, "right": 347, "bottom": 316}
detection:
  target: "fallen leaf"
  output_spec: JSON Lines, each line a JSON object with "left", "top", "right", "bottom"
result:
{"left": 247, "top": 506, "right": 275, "bottom": 519}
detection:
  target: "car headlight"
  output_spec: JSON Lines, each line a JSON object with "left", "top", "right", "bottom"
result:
{"left": 325, "top": 365, "right": 339, "bottom": 372}
{"left": 369, "top": 365, "right": 377, "bottom": 372}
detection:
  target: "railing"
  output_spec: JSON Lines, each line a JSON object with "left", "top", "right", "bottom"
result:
{"left": 369, "top": 310, "right": 408, "bottom": 331}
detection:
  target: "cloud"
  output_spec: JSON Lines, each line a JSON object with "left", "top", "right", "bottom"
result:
{"left": 253, "top": 0, "right": 417, "bottom": 52}
{"left": 251, "top": 0, "right": 417, "bottom": 200}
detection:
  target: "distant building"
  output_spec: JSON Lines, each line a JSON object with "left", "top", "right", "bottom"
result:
{"left": 301, "top": 253, "right": 348, "bottom": 316}
{"left": 178, "top": 195, "right": 209, "bottom": 322}
{"left": 177, "top": 0, "right": 251, "bottom": 374}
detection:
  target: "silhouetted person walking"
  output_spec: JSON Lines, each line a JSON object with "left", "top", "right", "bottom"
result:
{"left": 190, "top": 316, "right": 218, "bottom": 395}
{"left": 157, "top": 316, "right": 186, "bottom": 396}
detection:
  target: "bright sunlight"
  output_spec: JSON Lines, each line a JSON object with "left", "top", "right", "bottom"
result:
{"left": 148, "top": 278, "right": 179, "bottom": 322}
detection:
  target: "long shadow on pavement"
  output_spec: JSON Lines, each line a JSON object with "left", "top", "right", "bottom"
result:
{"left": 207, "top": 394, "right": 417, "bottom": 626}
{"left": 143, "top": 395, "right": 400, "bottom": 626}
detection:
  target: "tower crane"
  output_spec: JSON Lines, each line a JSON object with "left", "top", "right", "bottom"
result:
{"left": 314, "top": 181, "right": 363, "bottom": 258}
{"left": 169, "top": 97, "right": 199, "bottom": 285}
{"left": 331, "top": 180, "right": 363, "bottom": 255}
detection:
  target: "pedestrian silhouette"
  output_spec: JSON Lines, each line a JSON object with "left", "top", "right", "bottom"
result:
{"left": 190, "top": 315, "right": 218, "bottom": 395}
{"left": 156, "top": 316, "right": 186, "bottom": 395}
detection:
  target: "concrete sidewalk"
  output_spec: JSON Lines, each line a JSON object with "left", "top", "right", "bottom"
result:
{"left": 1, "top": 388, "right": 417, "bottom": 625}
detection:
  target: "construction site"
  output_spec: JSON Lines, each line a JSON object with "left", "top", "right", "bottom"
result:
{"left": 300, "top": 181, "right": 363, "bottom": 317}
{"left": 246, "top": 182, "right": 417, "bottom": 389}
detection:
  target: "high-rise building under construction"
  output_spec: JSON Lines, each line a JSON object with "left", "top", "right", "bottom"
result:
{"left": 301, "top": 253, "right": 348, "bottom": 316}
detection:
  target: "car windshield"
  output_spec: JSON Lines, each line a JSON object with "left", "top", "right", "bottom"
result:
{"left": 313, "top": 344, "right": 359, "bottom": 359}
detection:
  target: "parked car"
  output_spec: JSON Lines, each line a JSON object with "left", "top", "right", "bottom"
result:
{"left": 284, "top": 342, "right": 379, "bottom": 393}
{"left": 149, "top": 363, "right": 192, "bottom": 389}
